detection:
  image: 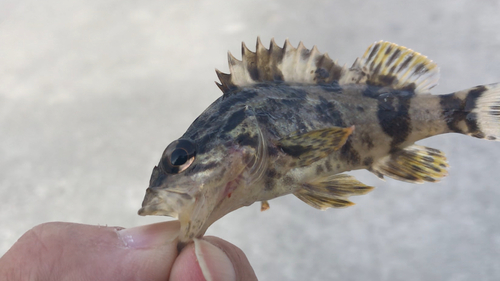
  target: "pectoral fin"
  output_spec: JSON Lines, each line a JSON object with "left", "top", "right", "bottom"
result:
{"left": 276, "top": 126, "right": 354, "bottom": 167}
{"left": 294, "top": 174, "right": 374, "bottom": 210}
{"left": 371, "top": 144, "right": 449, "bottom": 183}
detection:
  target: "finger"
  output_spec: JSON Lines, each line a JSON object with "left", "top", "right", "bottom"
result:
{"left": 202, "top": 237, "right": 257, "bottom": 281}
{"left": 0, "top": 221, "right": 180, "bottom": 281}
{"left": 170, "top": 236, "right": 257, "bottom": 281}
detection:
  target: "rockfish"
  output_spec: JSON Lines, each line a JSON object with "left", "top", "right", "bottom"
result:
{"left": 138, "top": 39, "right": 500, "bottom": 243}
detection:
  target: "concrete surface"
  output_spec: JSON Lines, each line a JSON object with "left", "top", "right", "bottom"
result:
{"left": 1, "top": 0, "right": 500, "bottom": 280}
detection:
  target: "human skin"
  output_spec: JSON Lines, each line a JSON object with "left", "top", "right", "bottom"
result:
{"left": 0, "top": 221, "right": 257, "bottom": 281}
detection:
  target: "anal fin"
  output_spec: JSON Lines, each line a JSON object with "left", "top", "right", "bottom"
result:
{"left": 371, "top": 144, "right": 449, "bottom": 183}
{"left": 294, "top": 174, "right": 374, "bottom": 210}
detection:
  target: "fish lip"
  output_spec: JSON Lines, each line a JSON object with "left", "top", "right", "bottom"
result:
{"left": 137, "top": 187, "right": 195, "bottom": 217}
{"left": 137, "top": 205, "right": 160, "bottom": 216}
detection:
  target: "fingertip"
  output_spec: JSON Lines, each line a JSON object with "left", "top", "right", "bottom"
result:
{"left": 170, "top": 237, "right": 257, "bottom": 281}
{"left": 194, "top": 238, "right": 236, "bottom": 281}
{"left": 202, "top": 237, "right": 257, "bottom": 281}
{"left": 170, "top": 239, "right": 236, "bottom": 281}
{"left": 170, "top": 243, "right": 206, "bottom": 281}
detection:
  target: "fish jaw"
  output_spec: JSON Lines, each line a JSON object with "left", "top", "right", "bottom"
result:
{"left": 138, "top": 144, "right": 265, "bottom": 242}
{"left": 137, "top": 184, "right": 219, "bottom": 242}
{"left": 138, "top": 188, "right": 195, "bottom": 218}
{"left": 137, "top": 181, "right": 215, "bottom": 242}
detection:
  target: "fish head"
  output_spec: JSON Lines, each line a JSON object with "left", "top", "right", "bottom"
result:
{"left": 138, "top": 105, "right": 268, "bottom": 242}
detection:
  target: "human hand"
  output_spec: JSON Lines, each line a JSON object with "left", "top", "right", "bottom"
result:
{"left": 0, "top": 221, "right": 257, "bottom": 281}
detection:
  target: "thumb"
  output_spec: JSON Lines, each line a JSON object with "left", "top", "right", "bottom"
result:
{"left": 170, "top": 236, "right": 257, "bottom": 281}
{"left": 0, "top": 221, "right": 180, "bottom": 281}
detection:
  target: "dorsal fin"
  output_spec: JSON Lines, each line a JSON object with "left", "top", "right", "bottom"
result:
{"left": 216, "top": 37, "right": 346, "bottom": 94}
{"left": 340, "top": 41, "right": 440, "bottom": 93}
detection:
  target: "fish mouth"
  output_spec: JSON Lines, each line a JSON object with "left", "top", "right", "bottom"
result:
{"left": 138, "top": 183, "right": 220, "bottom": 242}
{"left": 138, "top": 187, "right": 195, "bottom": 218}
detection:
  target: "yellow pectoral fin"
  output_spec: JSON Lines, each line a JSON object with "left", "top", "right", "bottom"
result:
{"left": 276, "top": 126, "right": 354, "bottom": 167}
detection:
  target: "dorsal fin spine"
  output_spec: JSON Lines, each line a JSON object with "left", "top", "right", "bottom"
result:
{"left": 295, "top": 42, "right": 307, "bottom": 80}
{"left": 215, "top": 69, "right": 232, "bottom": 91}
{"left": 228, "top": 51, "right": 249, "bottom": 86}
{"left": 308, "top": 46, "right": 320, "bottom": 68}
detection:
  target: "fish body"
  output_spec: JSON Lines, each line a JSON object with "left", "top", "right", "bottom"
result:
{"left": 139, "top": 39, "right": 500, "bottom": 243}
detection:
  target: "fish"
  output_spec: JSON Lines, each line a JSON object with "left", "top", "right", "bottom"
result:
{"left": 138, "top": 38, "right": 500, "bottom": 243}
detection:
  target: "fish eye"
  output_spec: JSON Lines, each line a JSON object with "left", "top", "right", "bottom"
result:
{"left": 160, "top": 139, "right": 196, "bottom": 174}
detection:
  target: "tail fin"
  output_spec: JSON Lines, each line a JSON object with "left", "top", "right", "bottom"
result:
{"left": 441, "top": 84, "right": 500, "bottom": 140}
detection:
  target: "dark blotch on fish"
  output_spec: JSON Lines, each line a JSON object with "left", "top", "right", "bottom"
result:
{"left": 324, "top": 160, "right": 333, "bottom": 172}
{"left": 464, "top": 86, "right": 486, "bottom": 136}
{"left": 360, "top": 132, "right": 374, "bottom": 150}
{"left": 266, "top": 169, "right": 278, "bottom": 179}
{"left": 315, "top": 96, "right": 345, "bottom": 126}
{"left": 464, "top": 86, "right": 486, "bottom": 111}
{"left": 265, "top": 178, "right": 275, "bottom": 191}
{"left": 440, "top": 87, "right": 486, "bottom": 137}
{"left": 315, "top": 68, "right": 330, "bottom": 80}
{"left": 316, "top": 165, "right": 324, "bottom": 175}
{"left": 377, "top": 75, "right": 397, "bottom": 86}
{"left": 465, "top": 112, "right": 481, "bottom": 137}
{"left": 223, "top": 108, "right": 247, "bottom": 133}
{"left": 279, "top": 144, "right": 313, "bottom": 158}
{"left": 440, "top": 93, "right": 465, "bottom": 133}
{"left": 377, "top": 91, "right": 413, "bottom": 148}
{"left": 248, "top": 65, "right": 259, "bottom": 81}
{"left": 236, "top": 133, "right": 259, "bottom": 147}
{"left": 363, "top": 157, "right": 374, "bottom": 167}
{"left": 283, "top": 176, "right": 295, "bottom": 186}
{"left": 400, "top": 83, "right": 416, "bottom": 92}
{"left": 339, "top": 140, "right": 361, "bottom": 166}
{"left": 267, "top": 145, "right": 279, "bottom": 156}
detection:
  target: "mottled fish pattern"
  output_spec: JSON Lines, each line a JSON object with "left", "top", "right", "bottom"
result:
{"left": 139, "top": 38, "right": 500, "bottom": 243}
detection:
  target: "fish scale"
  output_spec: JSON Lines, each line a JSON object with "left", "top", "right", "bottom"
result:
{"left": 138, "top": 38, "right": 500, "bottom": 243}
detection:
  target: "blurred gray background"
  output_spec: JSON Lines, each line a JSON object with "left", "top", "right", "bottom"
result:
{"left": 1, "top": 0, "right": 500, "bottom": 280}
